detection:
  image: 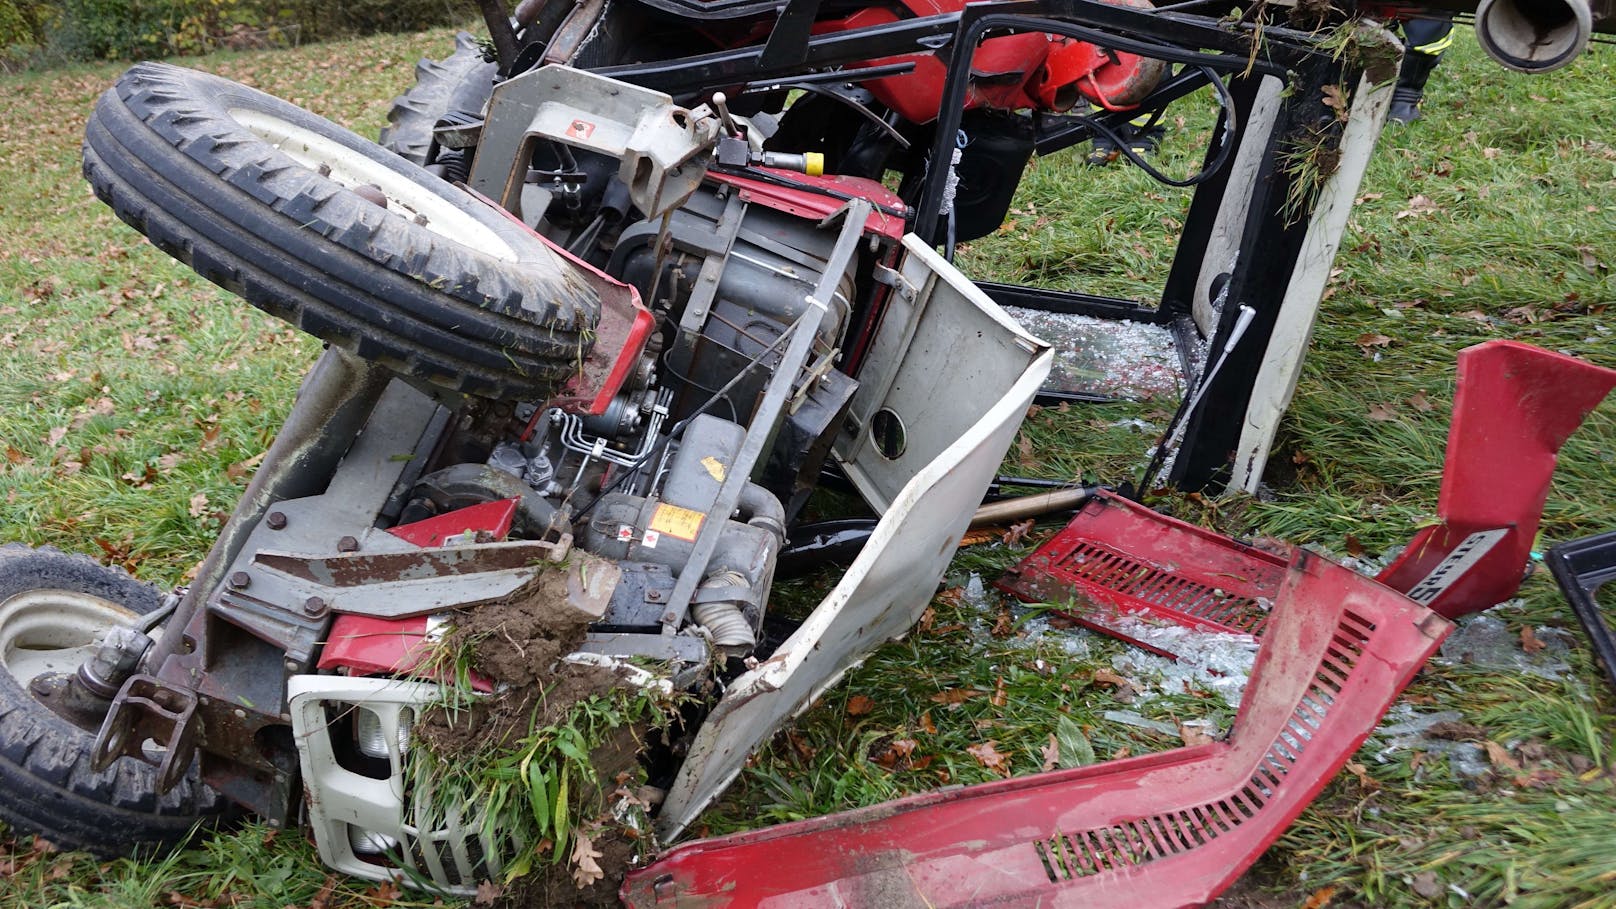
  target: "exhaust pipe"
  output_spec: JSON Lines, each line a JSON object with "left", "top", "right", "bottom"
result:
{"left": 1474, "top": 0, "right": 1593, "bottom": 72}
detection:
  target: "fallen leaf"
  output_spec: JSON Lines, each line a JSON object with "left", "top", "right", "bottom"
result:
{"left": 188, "top": 492, "right": 210, "bottom": 518}
{"left": 4, "top": 445, "right": 26, "bottom": 464}
{"left": 872, "top": 737, "right": 919, "bottom": 769}
{"left": 917, "top": 605, "right": 936, "bottom": 634}
{"left": 1520, "top": 625, "right": 1546, "bottom": 654}
{"left": 1179, "top": 721, "right": 1216, "bottom": 747}
{"left": 570, "top": 832, "right": 605, "bottom": 888}
{"left": 1301, "top": 885, "right": 1338, "bottom": 909}
{"left": 786, "top": 730, "right": 816, "bottom": 762}
{"left": 1408, "top": 389, "right": 1434, "bottom": 413}
{"left": 846, "top": 694, "right": 876, "bottom": 717}
{"left": 919, "top": 711, "right": 937, "bottom": 735}
{"left": 473, "top": 879, "right": 504, "bottom": 904}
{"left": 1484, "top": 740, "right": 1522, "bottom": 772}
{"left": 1344, "top": 761, "right": 1381, "bottom": 791}
{"left": 991, "top": 675, "right": 1008, "bottom": 707}
{"left": 1345, "top": 533, "right": 1365, "bottom": 558}
{"left": 1576, "top": 244, "right": 1601, "bottom": 274}
{"left": 1482, "top": 146, "right": 1501, "bottom": 159}
{"left": 361, "top": 880, "right": 402, "bottom": 903}
{"left": 1367, "top": 403, "right": 1398, "bottom": 422}
{"left": 930, "top": 689, "right": 980, "bottom": 705}
{"left": 966, "top": 740, "right": 1011, "bottom": 776}
{"left": 958, "top": 528, "right": 1001, "bottom": 547}
{"left": 1041, "top": 734, "right": 1061, "bottom": 771}
{"left": 310, "top": 874, "right": 339, "bottom": 909}
{"left": 991, "top": 605, "right": 1015, "bottom": 638}
{"left": 1091, "top": 668, "right": 1133, "bottom": 689}
{"left": 1016, "top": 433, "right": 1035, "bottom": 467}
{"left": 225, "top": 450, "right": 266, "bottom": 481}
{"left": 1410, "top": 871, "right": 1444, "bottom": 899}
{"left": 1320, "top": 84, "right": 1348, "bottom": 121}
{"left": 1355, "top": 332, "right": 1393, "bottom": 349}
{"left": 1002, "top": 518, "right": 1035, "bottom": 546}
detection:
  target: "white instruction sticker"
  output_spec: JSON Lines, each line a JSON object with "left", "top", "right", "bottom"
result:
{"left": 1404, "top": 527, "right": 1511, "bottom": 604}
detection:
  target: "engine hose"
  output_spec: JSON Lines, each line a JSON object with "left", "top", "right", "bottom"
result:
{"left": 693, "top": 570, "right": 756, "bottom": 653}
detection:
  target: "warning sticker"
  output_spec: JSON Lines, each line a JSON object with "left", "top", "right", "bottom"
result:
{"left": 566, "top": 119, "right": 596, "bottom": 140}
{"left": 616, "top": 524, "right": 635, "bottom": 543}
{"left": 642, "top": 529, "right": 661, "bottom": 549}
{"left": 649, "top": 503, "right": 705, "bottom": 542}
{"left": 701, "top": 455, "right": 727, "bottom": 482}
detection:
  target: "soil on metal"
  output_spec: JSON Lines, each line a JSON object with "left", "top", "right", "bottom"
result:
{"left": 416, "top": 568, "right": 653, "bottom": 907}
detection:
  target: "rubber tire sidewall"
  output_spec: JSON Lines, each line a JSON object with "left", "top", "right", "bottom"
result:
{"left": 83, "top": 62, "right": 598, "bottom": 400}
{"left": 0, "top": 545, "right": 228, "bottom": 856}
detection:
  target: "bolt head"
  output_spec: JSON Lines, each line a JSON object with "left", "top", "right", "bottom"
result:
{"left": 265, "top": 511, "right": 287, "bottom": 530}
{"left": 337, "top": 536, "right": 360, "bottom": 553}
{"left": 302, "top": 596, "right": 328, "bottom": 617}
{"left": 228, "top": 571, "right": 251, "bottom": 590}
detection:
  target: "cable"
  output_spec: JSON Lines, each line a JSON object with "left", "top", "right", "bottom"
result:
{"left": 1083, "top": 64, "right": 1238, "bottom": 188}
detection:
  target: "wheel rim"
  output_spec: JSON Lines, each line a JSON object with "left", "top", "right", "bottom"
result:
{"left": 229, "top": 107, "right": 520, "bottom": 263}
{"left": 0, "top": 589, "right": 141, "bottom": 688}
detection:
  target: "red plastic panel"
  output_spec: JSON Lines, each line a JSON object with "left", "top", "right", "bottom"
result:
{"left": 625, "top": 551, "right": 1449, "bottom": 907}
{"left": 998, "top": 492, "right": 1286, "bottom": 653}
{"left": 384, "top": 497, "right": 518, "bottom": 548}
{"left": 1375, "top": 340, "right": 1616, "bottom": 618}
{"left": 707, "top": 170, "right": 908, "bottom": 239}
{"left": 318, "top": 500, "right": 516, "bottom": 685}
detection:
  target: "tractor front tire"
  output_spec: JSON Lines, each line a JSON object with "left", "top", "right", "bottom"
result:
{"left": 83, "top": 62, "right": 598, "bottom": 401}
{"left": 0, "top": 545, "right": 229, "bottom": 855}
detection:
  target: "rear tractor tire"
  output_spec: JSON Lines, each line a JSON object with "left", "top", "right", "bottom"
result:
{"left": 0, "top": 545, "right": 228, "bottom": 855}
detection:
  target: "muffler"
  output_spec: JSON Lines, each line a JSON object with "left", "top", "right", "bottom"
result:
{"left": 1474, "top": 0, "right": 1593, "bottom": 72}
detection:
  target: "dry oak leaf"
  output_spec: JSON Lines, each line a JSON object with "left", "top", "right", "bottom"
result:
{"left": 1002, "top": 518, "right": 1036, "bottom": 546}
{"left": 1041, "top": 733, "right": 1061, "bottom": 772}
{"left": 967, "top": 740, "right": 1011, "bottom": 776}
{"left": 991, "top": 676, "right": 1009, "bottom": 708}
{"left": 1179, "top": 721, "right": 1216, "bottom": 747}
{"left": 571, "top": 832, "right": 606, "bottom": 889}
{"left": 1484, "top": 740, "right": 1522, "bottom": 773}
{"left": 1301, "top": 885, "right": 1338, "bottom": 909}
{"left": 188, "top": 492, "right": 210, "bottom": 518}
{"left": 473, "top": 879, "right": 504, "bottom": 904}
{"left": 930, "top": 688, "right": 980, "bottom": 706}
{"left": 846, "top": 694, "right": 876, "bottom": 717}
{"left": 1367, "top": 403, "right": 1398, "bottom": 422}
{"left": 1520, "top": 625, "right": 1546, "bottom": 655}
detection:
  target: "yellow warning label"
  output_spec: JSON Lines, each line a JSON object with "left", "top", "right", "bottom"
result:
{"left": 700, "top": 455, "right": 727, "bottom": 483}
{"left": 649, "top": 503, "right": 705, "bottom": 542}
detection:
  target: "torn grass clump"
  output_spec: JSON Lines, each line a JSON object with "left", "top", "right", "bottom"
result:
{"left": 404, "top": 574, "right": 681, "bottom": 905}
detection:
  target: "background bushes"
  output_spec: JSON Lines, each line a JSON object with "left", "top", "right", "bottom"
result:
{"left": 1, "top": 0, "right": 461, "bottom": 67}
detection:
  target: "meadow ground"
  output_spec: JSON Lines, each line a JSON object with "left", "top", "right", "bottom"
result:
{"left": 0, "top": 23, "right": 1612, "bottom": 909}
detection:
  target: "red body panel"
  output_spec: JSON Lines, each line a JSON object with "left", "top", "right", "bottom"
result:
{"left": 317, "top": 500, "right": 518, "bottom": 688}
{"left": 996, "top": 492, "right": 1287, "bottom": 651}
{"left": 810, "top": 0, "right": 1159, "bottom": 125}
{"left": 626, "top": 548, "right": 1448, "bottom": 907}
{"left": 707, "top": 168, "right": 907, "bottom": 238}
{"left": 1375, "top": 340, "right": 1616, "bottom": 617}
{"left": 1002, "top": 341, "right": 1616, "bottom": 649}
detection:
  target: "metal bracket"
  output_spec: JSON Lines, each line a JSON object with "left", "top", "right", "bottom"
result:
{"left": 470, "top": 65, "right": 718, "bottom": 220}
{"left": 90, "top": 673, "right": 199, "bottom": 794}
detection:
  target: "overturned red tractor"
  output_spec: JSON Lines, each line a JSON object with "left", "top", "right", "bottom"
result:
{"left": 2, "top": 0, "right": 1613, "bottom": 904}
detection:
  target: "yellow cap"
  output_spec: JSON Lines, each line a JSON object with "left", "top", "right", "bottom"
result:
{"left": 804, "top": 152, "right": 825, "bottom": 177}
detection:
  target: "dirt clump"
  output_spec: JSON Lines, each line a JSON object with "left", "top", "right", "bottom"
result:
{"left": 410, "top": 557, "right": 665, "bottom": 906}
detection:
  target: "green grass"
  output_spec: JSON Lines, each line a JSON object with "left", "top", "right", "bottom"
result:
{"left": 1, "top": 23, "right": 1613, "bottom": 909}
